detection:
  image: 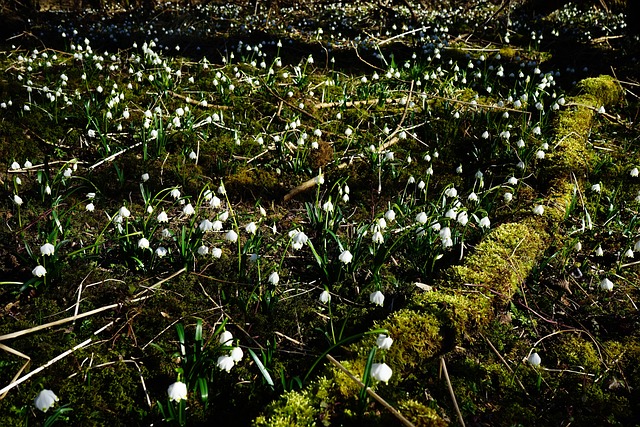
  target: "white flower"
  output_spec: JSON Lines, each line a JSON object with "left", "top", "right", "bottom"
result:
{"left": 86, "top": 203, "right": 95, "bottom": 212}
{"left": 504, "top": 192, "right": 513, "bottom": 202}
{"left": 40, "top": 243, "right": 55, "bottom": 256}
{"left": 468, "top": 192, "right": 478, "bottom": 202}
{"left": 415, "top": 212, "right": 428, "bottom": 224}
{"left": 595, "top": 246, "right": 604, "bottom": 257}
{"left": 457, "top": 211, "right": 468, "bottom": 226}
{"left": 322, "top": 200, "right": 334, "bottom": 213}
{"left": 167, "top": 381, "right": 187, "bottom": 402}
{"left": 598, "top": 106, "right": 606, "bottom": 114}
{"left": 371, "top": 363, "right": 393, "bottom": 383}
{"left": 372, "top": 231, "right": 384, "bottom": 244}
{"left": 344, "top": 128, "right": 353, "bottom": 137}
{"left": 189, "top": 151, "right": 197, "bottom": 160}
{"left": 631, "top": 167, "right": 639, "bottom": 177}
{"left": 533, "top": 205, "right": 545, "bottom": 216}
{"left": 291, "top": 230, "right": 308, "bottom": 250}
{"left": 600, "top": 278, "right": 613, "bottom": 291}
{"left": 141, "top": 173, "right": 150, "bottom": 182}
{"left": 64, "top": 168, "right": 72, "bottom": 178}
{"left": 527, "top": 352, "right": 541, "bottom": 367}
{"left": 536, "top": 150, "right": 545, "bottom": 159}
{"left": 11, "top": 161, "right": 20, "bottom": 170}
{"left": 32, "top": 265, "right": 47, "bottom": 277}
{"left": 219, "top": 330, "right": 233, "bottom": 345}
{"left": 339, "top": 250, "right": 353, "bottom": 264}
{"left": 219, "top": 211, "right": 229, "bottom": 221}
{"left": 157, "top": 211, "right": 168, "bottom": 222}
{"left": 225, "top": 230, "right": 238, "bottom": 242}
{"left": 479, "top": 217, "right": 490, "bottom": 229}
{"left": 212, "top": 247, "right": 222, "bottom": 258}
{"left": 34, "top": 389, "right": 59, "bottom": 412}
{"left": 507, "top": 177, "right": 518, "bottom": 185}
{"left": 444, "top": 187, "right": 458, "bottom": 198}
{"left": 218, "top": 184, "right": 226, "bottom": 195}
{"left": 245, "top": 222, "right": 257, "bottom": 234}
{"left": 634, "top": 240, "right": 640, "bottom": 252}
{"left": 439, "top": 227, "right": 451, "bottom": 240}
{"left": 119, "top": 206, "right": 131, "bottom": 218}
{"left": 376, "top": 334, "right": 393, "bottom": 350}
{"left": 591, "top": 183, "right": 601, "bottom": 193}
{"left": 217, "top": 355, "right": 235, "bottom": 372}
{"left": 230, "top": 347, "right": 244, "bottom": 362}
{"left": 138, "top": 238, "right": 150, "bottom": 250}
{"left": 268, "top": 271, "right": 279, "bottom": 285}
{"left": 182, "top": 204, "right": 195, "bottom": 216}
{"left": 197, "top": 245, "right": 209, "bottom": 256}
{"left": 199, "top": 219, "right": 213, "bottom": 232}
{"left": 162, "top": 228, "right": 172, "bottom": 238}
{"left": 574, "top": 241, "right": 582, "bottom": 252}
{"left": 384, "top": 209, "right": 396, "bottom": 222}
{"left": 212, "top": 220, "right": 223, "bottom": 231}
{"left": 319, "top": 290, "right": 331, "bottom": 304}
{"left": 156, "top": 246, "right": 167, "bottom": 257}
{"left": 210, "top": 196, "right": 222, "bottom": 208}
{"left": 370, "top": 291, "right": 385, "bottom": 306}
{"left": 170, "top": 188, "right": 181, "bottom": 199}
{"left": 14, "top": 195, "right": 23, "bottom": 206}
{"left": 624, "top": 248, "right": 634, "bottom": 258}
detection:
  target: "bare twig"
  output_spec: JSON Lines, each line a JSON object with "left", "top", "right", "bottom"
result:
{"left": 326, "top": 354, "right": 415, "bottom": 427}
{"left": 440, "top": 356, "right": 466, "bottom": 427}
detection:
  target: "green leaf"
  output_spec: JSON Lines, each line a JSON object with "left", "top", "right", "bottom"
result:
{"left": 248, "top": 348, "right": 274, "bottom": 388}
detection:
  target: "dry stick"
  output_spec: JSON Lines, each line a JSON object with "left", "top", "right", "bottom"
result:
{"left": 326, "top": 354, "right": 415, "bottom": 427}
{"left": 283, "top": 175, "right": 323, "bottom": 202}
{"left": 480, "top": 333, "right": 528, "bottom": 393}
{"left": 0, "top": 319, "right": 116, "bottom": 396}
{"left": 0, "top": 344, "right": 30, "bottom": 400}
{"left": 88, "top": 141, "right": 142, "bottom": 170}
{"left": 440, "top": 356, "right": 466, "bottom": 427}
{"left": 166, "top": 90, "right": 231, "bottom": 110}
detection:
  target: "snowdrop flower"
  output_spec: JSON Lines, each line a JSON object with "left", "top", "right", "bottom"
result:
{"left": 138, "top": 238, "right": 150, "bottom": 250}
{"left": 64, "top": 168, "right": 72, "bottom": 178}
{"left": 527, "top": 352, "right": 541, "bottom": 367}
{"left": 157, "top": 211, "right": 168, "bottom": 222}
{"left": 376, "top": 334, "right": 393, "bottom": 350}
{"left": 344, "top": 128, "right": 353, "bottom": 137}
{"left": 372, "top": 231, "right": 384, "bottom": 244}
{"left": 219, "top": 211, "right": 229, "bottom": 221}
{"left": 370, "top": 291, "right": 385, "bottom": 306}
{"left": 322, "top": 200, "right": 334, "bottom": 213}
{"left": 591, "top": 183, "right": 601, "bottom": 193}
{"left": 504, "top": 192, "right": 513, "bottom": 202}
{"left": 468, "top": 192, "right": 478, "bottom": 203}
{"left": 377, "top": 218, "right": 387, "bottom": 230}
{"left": 11, "top": 161, "right": 20, "bottom": 170}
{"left": 481, "top": 130, "right": 489, "bottom": 139}
{"left": 156, "top": 246, "right": 168, "bottom": 257}
{"left": 574, "top": 241, "right": 582, "bottom": 252}
{"left": 457, "top": 211, "right": 468, "bottom": 226}
{"left": 217, "top": 355, "right": 235, "bottom": 372}
{"left": 32, "top": 265, "right": 47, "bottom": 277}
{"left": 291, "top": 230, "right": 308, "bottom": 250}
{"left": 415, "top": 212, "right": 428, "bottom": 224}
{"left": 418, "top": 180, "right": 426, "bottom": 190}
{"left": 162, "top": 229, "right": 172, "bottom": 238}
{"left": 268, "top": 271, "right": 279, "bottom": 285}
{"left": 445, "top": 209, "right": 457, "bottom": 220}
{"left": 189, "top": 151, "right": 197, "bottom": 160}
{"left": 34, "top": 389, "right": 59, "bottom": 412}
{"left": 533, "top": 205, "right": 545, "bottom": 215}
{"left": 182, "top": 204, "right": 195, "bottom": 216}
{"left": 634, "top": 240, "right": 640, "bottom": 252}
{"left": 631, "top": 168, "right": 639, "bottom": 177}
{"left": 231, "top": 347, "right": 244, "bottom": 362}
{"left": 219, "top": 330, "right": 233, "bottom": 345}
{"left": 371, "top": 363, "right": 393, "bottom": 383}
{"left": 600, "top": 278, "right": 614, "bottom": 291}
{"left": 13, "top": 194, "right": 23, "bottom": 205}
{"left": 384, "top": 209, "right": 396, "bottom": 222}
{"left": 507, "top": 177, "right": 518, "bottom": 185}
{"left": 40, "top": 243, "right": 55, "bottom": 256}
{"left": 199, "top": 219, "right": 213, "bottom": 232}
{"left": 211, "top": 247, "right": 222, "bottom": 258}
{"left": 197, "top": 245, "right": 209, "bottom": 256}
{"left": 624, "top": 248, "right": 634, "bottom": 258}
{"left": 167, "top": 382, "right": 187, "bottom": 402}
{"left": 595, "top": 246, "right": 604, "bottom": 257}
{"left": 119, "top": 206, "right": 131, "bottom": 218}
{"left": 86, "top": 202, "right": 95, "bottom": 212}
{"left": 170, "top": 188, "right": 181, "bottom": 199}
{"left": 536, "top": 150, "right": 545, "bottom": 159}
{"left": 598, "top": 106, "right": 606, "bottom": 114}
{"left": 479, "top": 216, "right": 490, "bottom": 229}
{"left": 210, "top": 196, "right": 222, "bottom": 208}
{"left": 339, "top": 250, "right": 353, "bottom": 264}
{"left": 245, "top": 222, "right": 257, "bottom": 234}
{"left": 444, "top": 187, "right": 458, "bottom": 198}
{"left": 225, "top": 230, "right": 238, "bottom": 242}
{"left": 319, "top": 290, "right": 331, "bottom": 304}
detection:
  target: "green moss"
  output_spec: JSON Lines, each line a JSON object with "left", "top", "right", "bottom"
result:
{"left": 576, "top": 75, "right": 623, "bottom": 107}
{"left": 397, "top": 399, "right": 447, "bottom": 427}
{"left": 253, "top": 389, "right": 321, "bottom": 427}
{"left": 450, "top": 222, "right": 547, "bottom": 304}
{"left": 553, "top": 334, "right": 601, "bottom": 372}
